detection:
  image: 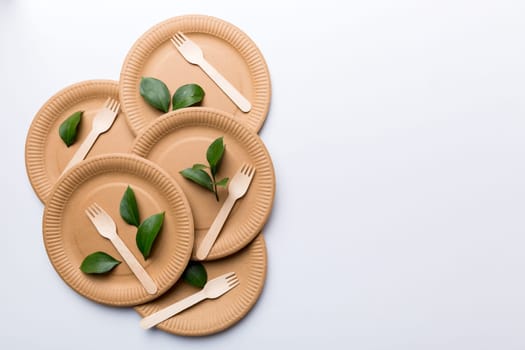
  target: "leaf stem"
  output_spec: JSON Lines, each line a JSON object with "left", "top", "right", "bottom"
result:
{"left": 211, "top": 173, "right": 219, "bottom": 201}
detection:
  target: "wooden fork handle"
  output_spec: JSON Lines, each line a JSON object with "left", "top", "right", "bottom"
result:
{"left": 140, "top": 291, "right": 205, "bottom": 329}
{"left": 199, "top": 60, "right": 252, "bottom": 113}
{"left": 111, "top": 236, "right": 158, "bottom": 295}
{"left": 62, "top": 130, "right": 99, "bottom": 174}
{"left": 196, "top": 195, "right": 237, "bottom": 260}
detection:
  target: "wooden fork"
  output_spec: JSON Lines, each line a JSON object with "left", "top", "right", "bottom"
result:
{"left": 195, "top": 163, "right": 255, "bottom": 260}
{"left": 85, "top": 203, "right": 157, "bottom": 295}
{"left": 170, "top": 32, "right": 251, "bottom": 113}
{"left": 62, "top": 98, "right": 120, "bottom": 174}
{"left": 140, "top": 272, "right": 239, "bottom": 329}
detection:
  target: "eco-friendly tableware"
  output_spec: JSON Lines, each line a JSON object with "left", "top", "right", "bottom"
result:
{"left": 135, "top": 234, "right": 266, "bottom": 336}
{"left": 43, "top": 154, "right": 193, "bottom": 306}
{"left": 62, "top": 98, "right": 120, "bottom": 173}
{"left": 85, "top": 203, "right": 158, "bottom": 295}
{"left": 140, "top": 272, "right": 239, "bottom": 329}
{"left": 196, "top": 164, "right": 255, "bottom": 260}
{"left": 171, "top": 32, "right": 251, "bottom": 113}
{"left": 131, "top": 107, "right": 275, "bottom": 260}
{"left": 119, "top": 15, "right": 271, "bottom": 135}
{"left": 25, "top": 80, "right": 135, "bottom": 203}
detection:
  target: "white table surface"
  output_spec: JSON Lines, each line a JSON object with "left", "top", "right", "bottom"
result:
{"left": 2, "top": 0, "right": 525, "bottom": 349}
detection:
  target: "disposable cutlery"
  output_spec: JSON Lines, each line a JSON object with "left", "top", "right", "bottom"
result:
{"left": 140, "top": 272, "right": 239, "bottom": 329}
{"left": 85, "top": 203, "right": 158, "bottom": 295}
{"left": 170, "top": 32, "right": 252, "bottom": 113}
{"left": 62, "top": 98, "right": 120, "bottom": 174}
{"left": 196, "top": 163, "right": 255, "bottom": 260}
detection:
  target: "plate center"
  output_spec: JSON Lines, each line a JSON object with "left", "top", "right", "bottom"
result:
{"left": 148, "top": 131, "right": 244, "bottom": 232}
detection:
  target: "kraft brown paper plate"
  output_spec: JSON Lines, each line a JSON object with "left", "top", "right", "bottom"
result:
{"left": 135, "top": 233, "right": 267, "bottom": 336}
{"left": 42, "top": 154, "right": 194, "bottom": 306}
{"left": 119, "top": 14, "right": 271, "bottom": 135}
{"left": 132, "top": 107, "right": 275, "bottom": 261}
{"left": 25, "top": 80, "right": 135, "bottom": 203}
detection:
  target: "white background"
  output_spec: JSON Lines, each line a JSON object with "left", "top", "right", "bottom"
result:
{"left": 2, "top": 0, "right": 525, "bottom": 348}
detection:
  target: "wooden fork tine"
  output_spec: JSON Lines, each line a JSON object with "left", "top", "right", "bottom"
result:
{"left": 178, "top": 31, "right": 188, "bottom": 41}
{"left": 92, "top": 203, "right": 103, "bottom": 213}
{"left": 111, "top": 100, "right": 120, "bottom": 112}
{"left": 87, "top": 204, "right": 100, "bottom": 217}
{"left": 242, "top": 164, "right": 254, "bottom": 177}
{"left": 173, "top": 33, "right": 183, "bottom": 44}
{"left": 228, "top": 278, "right": 240, "bottom": 288}
{"left": 85, "top": 207, "right": 94, "bottom": 218}
{"left": 226, "top": 276, "right": 239, "bottom": 286}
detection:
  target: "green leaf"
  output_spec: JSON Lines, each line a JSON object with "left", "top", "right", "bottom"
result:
{"left": 180, "top": 168, "right": 214, "bottom": 192}
{"left": 80, "top": 251, "right": 121, "bottom": 274}
{"left": 140, "top": 77, "right": 171, "bottom": 113}
{"left": 136, "top": 212, "right": 165, "bottom": 259}
{"left": 59, "top": 111, "right": 83, "bottom": 147}
{"left": 172, "top": 83, "right": 205, "bottom": 110}
{"left": 216, "top": 177, "right": 229, "bottom": 187}
{"left": 192, "top": 163, "right": 208, "bottom": 170}
{"left": 206, "top": 137, "right": 225, "bottom": 176}
{"left": 120, "top": 186, "right": 140, "bottom": 227}
{"left": 182, "top": 261, "right": 208, "bottom": 288}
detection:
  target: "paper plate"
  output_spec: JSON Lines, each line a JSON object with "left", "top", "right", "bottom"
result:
{"left": 119, "top": 15, "right": 271, "bottom": 135}
{"left": 42, "top": 154, "right": 194, "bottom": 306}
{"left": 25, "top": 80, "right": 135, "bottom": 203}
{"left": 135, "top": 233, "right": 267, "bottom": 336}
{"left": 131, "top": 107, "right": 275, "bottom": 260}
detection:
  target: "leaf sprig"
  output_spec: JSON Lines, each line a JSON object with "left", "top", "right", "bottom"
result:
{"left": 140, "top": 77, "right": 204, "bottom": 112}
{"left": 136, "top": 212, "right": 165, "bottom": 259}
{"left": 180, "top": 137, "right": 229, "bottom": 201}
{"left": 80, "top": 251, "right": 120, "bottom": 274}
{"left": 120, "top": 186, "right": 140, "bottom": 227}
{"left": 80, "top": 186, "right": 165, "bottom": 275}
{"left": 59, "top": 110, "right": 83, "bottom": 147}
{"left": 182, "top": 261, "right": 208, "bottom": 288}
{"left": 120, "top": 186, "right": 164, "bottom": 260}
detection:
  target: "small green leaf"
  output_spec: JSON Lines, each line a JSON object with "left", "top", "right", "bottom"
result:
{"left": 80, "top": 252, "right": 121, "bottom": 274}
{"left": 206, "top": 137, "right": 225, "bottom": 176}
{"left": 136, "top": 212, "right": 165, "bottom": 259}
{"left": 180, "top": 168, "right": 214, "bottom": 192}
{"left": 59, "top": 111, "right": 83, "bottom": 147}
{"left": 120, "top": 186, "right": 140, "bottom": 227}
{"left": 182, "top": 261, "right": 208, "bottom": 288}
{"left": 172, "top": 83, "right": 205, "bottom": 110}
{"left": 216, "top": 177, "right": 229, "bottom": 187}
{"left": 140, "top": 77, "right": 171, "bottom": 113}
{"left": 192, "top": 163, "right": 208, "bottom": 170}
